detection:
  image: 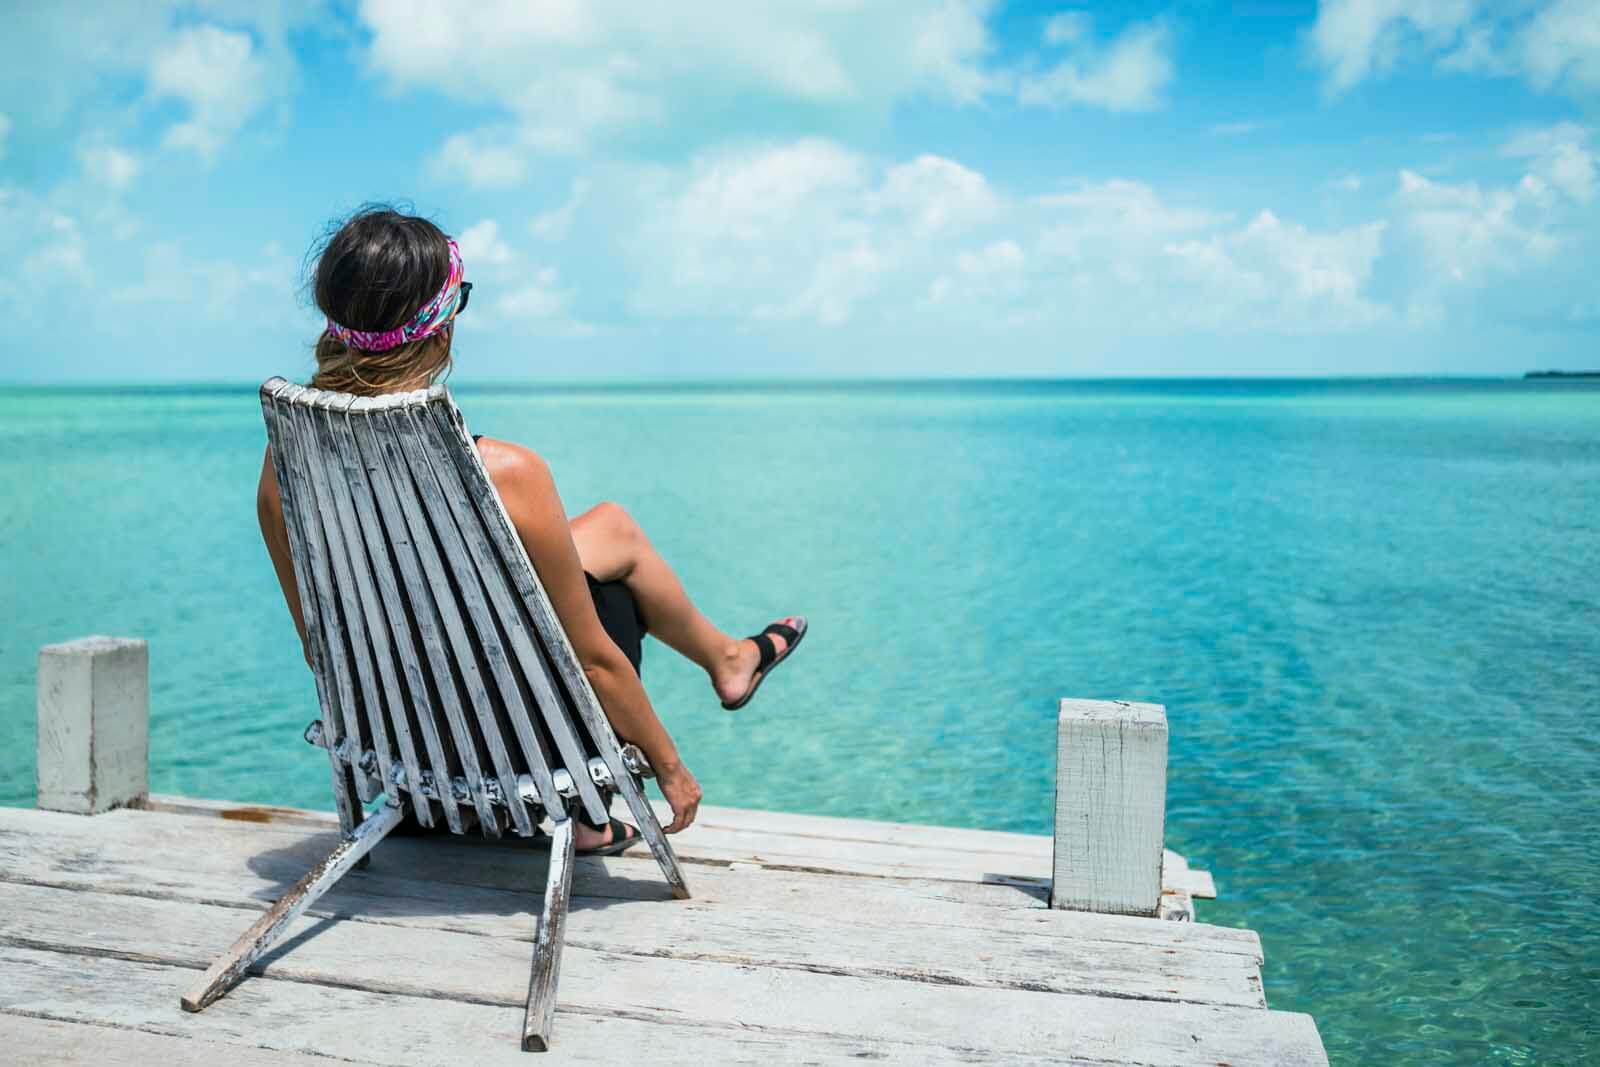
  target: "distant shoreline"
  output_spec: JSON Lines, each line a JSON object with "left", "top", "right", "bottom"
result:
{"left": 1524, "top": 370, "right": 1600, "bottom": 379}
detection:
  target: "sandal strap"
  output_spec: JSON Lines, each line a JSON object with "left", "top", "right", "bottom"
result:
{"left": 751, "top": 632, "right": 778, "bottom": 672}
{"left": 761, "top": 622, "right": 799, "bottom": 645}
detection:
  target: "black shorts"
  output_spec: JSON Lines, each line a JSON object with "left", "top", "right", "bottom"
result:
{"left": 585, "top": 572, "right": 644, "bottom": 677}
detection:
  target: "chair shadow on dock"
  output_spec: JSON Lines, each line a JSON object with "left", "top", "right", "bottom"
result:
{"left": 242, "top": 827, "right": 665, "bottom": 947}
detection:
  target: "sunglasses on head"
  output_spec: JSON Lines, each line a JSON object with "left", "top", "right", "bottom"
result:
{"left": 457, "top": 281, "right": 473, "bottom": 316}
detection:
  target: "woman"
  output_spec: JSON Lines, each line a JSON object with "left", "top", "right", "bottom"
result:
{"left": 257, "top": 207, "right": 806, "bottom": 854}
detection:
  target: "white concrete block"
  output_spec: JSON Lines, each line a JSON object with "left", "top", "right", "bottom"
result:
{"left": 1051, "top": 699, "right": 1167, "bottom": 916}
{"left": 36, "top": 636, "right": 149, "bottom": 814}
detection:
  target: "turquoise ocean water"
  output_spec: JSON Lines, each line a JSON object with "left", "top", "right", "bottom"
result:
{"left": 1, "top": 379, "right": 1596, "bottom": 1063}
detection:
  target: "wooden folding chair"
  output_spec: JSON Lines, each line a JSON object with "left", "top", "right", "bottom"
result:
{"left": 180, "top": 378, "right": 690, "bottom": 1051}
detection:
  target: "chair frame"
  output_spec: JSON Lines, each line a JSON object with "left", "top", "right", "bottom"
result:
{"left": 180, "top": 379, "right": 689, "bottom": 1052}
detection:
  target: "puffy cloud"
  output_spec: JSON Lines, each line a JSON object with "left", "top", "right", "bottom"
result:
{"left": 363, "top": 1, "right": 1000, "bottom": 185}
{"left": 873, "top": 155, "right": 998, "bottom": 234}
{"left": 1019, "top": 15, "right": 1175, "bottom": 112}
{"left": 631, "top": 139, "right": 986, "bottom": 326}
{"left": 1519, "top": 0, "right": 1600, "bottom": 93}
{"left": 1502, "top": 122, "right": 1595, "bottom": 202}
{"left": 626, "top": 141, "right": 1404, "bottom": 339}
{"left": 77, "top": 135, "right": 141, "bottom": 190}
{"left": 148, "top": 24, "right": 269, "bottom": 159}
{"left": 1394, "top": 169, "right": 1562, "bottom": 285}
{"left": 1309, "top": 0, "right": 1600, "bottom": 98}
{"left": 530, "top": 179, "right": 590, "bottom": 241}
{"left": 457, "top": 219, "right": 515, "bottom": 269}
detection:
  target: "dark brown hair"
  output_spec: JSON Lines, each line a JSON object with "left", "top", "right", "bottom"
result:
{"left": 308, "top": 205, "right": 455, "bottom": 395}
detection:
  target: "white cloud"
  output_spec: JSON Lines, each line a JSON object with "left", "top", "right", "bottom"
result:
{"left": 1019, "top": 16, "right": 1174, "bottom": 112}
{"left": 1164, "top": 212, "right": 1389, "bottom": 331}
{"left": 1211, "top": 120, "right": 1269, "bottom": 136}
{"left": 630, "top": 142, "right": 1399, "bottom": 338}
{"left": 493, "top": 266, "right": 593, "bottom": 334}
{"left": 873, "top": 155, "right": 998, "bottom": 234}
{"left": 77, "top": 135, "right": 141, "bottom": 190}
{"left": 148, "top": 24, "right": 269, "bottom": 159}
{"left": 1502, "top": 122, "right": 1595, "bottom": 203}
{"left": 25, "top": 213, "right": 91, "bottom": 280}
{"left": 1519, "top": 0, "right": 1600, "bottom": 93}
{"left": 457, "top": 219, "right": 515, "bottom": 269}
{"left": 364, "top": 1, "right": 1000, "bottom": 186}
{"left": 530, "top": 179, "right": 590, "bottom": 240}
{"left": 429, "top": 130, "right": 530, "bottom": 189}
{"left": 1309, "top": 0, "right": 1600, "bottom": 97}
{"left": 1394, "top": 168, "right": 1563, "bottom": 285}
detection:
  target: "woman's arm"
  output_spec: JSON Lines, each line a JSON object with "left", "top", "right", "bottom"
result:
{"left": 481, "top": 440, "right": 702, "bottom": 834}
{"left": 257, "top": 446, "right": 313, "bottom": 668}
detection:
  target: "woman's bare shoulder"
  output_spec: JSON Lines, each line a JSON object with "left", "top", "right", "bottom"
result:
{"left": 474, "top": 436, "right": 557, "bottom": 504}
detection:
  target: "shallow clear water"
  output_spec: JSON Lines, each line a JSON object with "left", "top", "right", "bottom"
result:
{"left": 1, "top": 379, "right": 1596, "bottom": 1063}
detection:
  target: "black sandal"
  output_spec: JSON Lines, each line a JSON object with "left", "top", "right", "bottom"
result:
{"left": 721, "top": 616, "right": 808, "bottom": 711}
{"left": 576, "top": 818, "right": 644, "bottom": 857}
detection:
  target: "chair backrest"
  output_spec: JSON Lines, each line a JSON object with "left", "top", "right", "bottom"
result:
{"left": 259, "top": 377, "right": 624, "bottom": 838}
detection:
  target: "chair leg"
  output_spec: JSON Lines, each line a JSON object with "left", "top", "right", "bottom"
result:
{"left": 522, "top": 808, "right": 577, "bottom": 1052}
{"left": 610, "top": 766, "right": 691, "bottom": 900}
{"left": 180, "top": 801, "right": 405, "bottom": 1012}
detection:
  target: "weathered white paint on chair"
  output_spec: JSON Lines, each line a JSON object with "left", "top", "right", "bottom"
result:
{"left": 36, "top": 636, "right": 149, "bottom": 815}
{"left": 1051, "top": 699, "right": 1168, "bottom": 917}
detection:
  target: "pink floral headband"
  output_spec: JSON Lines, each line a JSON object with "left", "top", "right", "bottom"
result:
{"left": 325, "top": 238, "right": 469, "bottom": 352}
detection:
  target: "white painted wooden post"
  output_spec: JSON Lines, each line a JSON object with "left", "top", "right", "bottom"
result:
{"left": 1051, "top": 699, "right": 1167, "bottom": 917}
{"left": 36, "top": 636, "right": 149, "bottom": 814}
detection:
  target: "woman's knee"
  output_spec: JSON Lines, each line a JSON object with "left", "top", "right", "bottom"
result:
{"left": 584, "top": 501, "right": 646, "bottom": 560}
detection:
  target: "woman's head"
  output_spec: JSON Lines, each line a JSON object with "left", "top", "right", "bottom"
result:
{"left": 308, "top": 206, "right": 469, "bottom": 395}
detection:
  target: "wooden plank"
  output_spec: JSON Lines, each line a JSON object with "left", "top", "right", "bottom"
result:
{"left": 331, "top": 399, "right": 435, "bottom": 828}
{"left": 347, "top": 402, "right": 466, "bottom": 834}
{"left": 390, "top": 405, "right": 542, "bottom": 836}
{"left": 279, "top": 395, "right": 381, "bottom": 807}
{"left": 364, "top": 398, "right": 500, "bottom": 833}
{"left": 427, "top": 397, "right": 690, "bottom": 899}
{"left": 180, "top": 802, "right": 405, "bottom": 1011}
{"left": 139, "top": 793, "right": 1222, "bottom": 913}
{"left": 400, "top": 400, "right": 604, "bottom": 828}
{"left": 0, "top": 884, "right": 1327, "bottom": 1065}
{"left": 0, "top": 805, "right": 1264, "bottom": 963}
{"left": 261, "top": 384, "right": 362, "bottom": 834}
{"left": 524, "top": 812, "right": 576, "bottom": 1051}
{"left": 0, "top": 1013, "right": 369, "bottom": 1066}
{"left": 0, "top": 948, "right": 1113, "bottom": 1066}
{"left": 300, "top": 395, "right": 407, "bottom": 809}
{"left": 1053, "top": 699, "right": 1168, "bottom": 915}
{"left": 2, "top": 851, "right": 1265, "bottom": 1007}
{"left": 407, "top": 404, "right": 567, "bottom": 816}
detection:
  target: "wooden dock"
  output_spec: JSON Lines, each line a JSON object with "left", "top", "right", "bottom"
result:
{"left": 0, "top": 793, "right": 1324, "bottom": 1064}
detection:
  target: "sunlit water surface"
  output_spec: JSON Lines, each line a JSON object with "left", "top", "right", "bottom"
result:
{"left": 1, "top": 379, "right": 1596, "bottom": 1064}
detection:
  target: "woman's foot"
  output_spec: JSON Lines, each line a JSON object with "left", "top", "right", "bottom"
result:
{"left": 574, "top": 817, "right": 644, "bottom": 855}
{"left": 713, "top": 616, "right": 807, "bottom": 710}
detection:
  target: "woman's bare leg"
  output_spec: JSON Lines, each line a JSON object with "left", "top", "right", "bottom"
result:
{"left": 570, "top": 501, "right": 794, "bottom": 705}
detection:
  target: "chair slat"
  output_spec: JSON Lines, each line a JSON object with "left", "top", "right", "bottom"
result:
{"left": 310, "top": 397, "right": 423, "bottom": 821}
{"left": 348, "top": 408, "right": 466, "bottom": 834}
{"left": 410, "top": 405, "right": 585, "bottom": 817}
{"left": 364, "top": 405, "right": 502, "bottom": 836}
{"left": 260, "top": 383, "right": 362, "bottom": 833}
{"left": 430, "top": 400, "right": 688, "bottom": 895}
{"left": 272, "top": 392, "right": 377, "bottom": 804}
{"left": 387, "top": 406, "right": 536, "bottom": 836}
{"left": 290, "top": 400, "right": 400, "bottom": 807}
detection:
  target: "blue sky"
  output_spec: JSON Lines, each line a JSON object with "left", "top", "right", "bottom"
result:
{"left": 1, "top": 1, "right": 1596, "bottom": 382}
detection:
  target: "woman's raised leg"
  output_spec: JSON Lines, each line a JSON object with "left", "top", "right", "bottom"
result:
{"left": 569, "top": 501, "right": 797, "bottom": 707}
